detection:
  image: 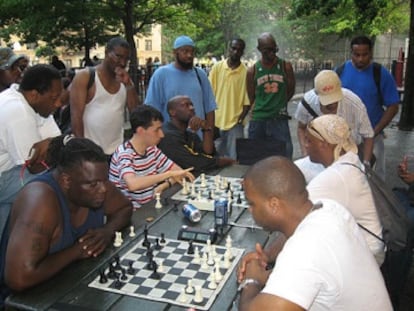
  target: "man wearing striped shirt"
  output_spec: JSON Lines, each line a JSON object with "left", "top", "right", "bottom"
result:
{"left": 109, "top": 105, "right": 194, "bottom": 210}
{"left": 295, "top": 70, "right": 374, "bottom": 165}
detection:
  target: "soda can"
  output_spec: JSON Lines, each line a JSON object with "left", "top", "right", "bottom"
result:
{"left": 214, "top": 198, "right": 228, "bottom": 226}
{"left": 182, "top": 203, "right": 201, "bottom": 223}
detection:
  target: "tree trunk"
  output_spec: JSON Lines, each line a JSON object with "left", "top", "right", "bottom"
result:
{"left": 123, "top": 0, "right": 139, "bottom": 97}
{"left": 398, "top": 0, "right": 414, "bottom": 130}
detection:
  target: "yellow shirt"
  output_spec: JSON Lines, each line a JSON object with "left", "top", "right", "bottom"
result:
{"left": 209, "top": 60, "right": 250, "bottom": 130}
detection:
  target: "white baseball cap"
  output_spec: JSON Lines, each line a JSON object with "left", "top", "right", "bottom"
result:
{"left": 314, "top": 70, "right": 343, "bottom": 106}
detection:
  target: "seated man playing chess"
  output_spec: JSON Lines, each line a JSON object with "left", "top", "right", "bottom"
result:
{"left": 0, "top": 135, "right": 132, "bottom": 308}
{"left": 158, "top": 95, "right": 236, "bottom": 174}
{"left": 109, "top": 105, "right": 195, "bottom": 210}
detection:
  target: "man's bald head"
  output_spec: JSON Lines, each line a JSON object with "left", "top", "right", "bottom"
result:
{"left": 244, "top": 156, "right": 308, "bottom": 204}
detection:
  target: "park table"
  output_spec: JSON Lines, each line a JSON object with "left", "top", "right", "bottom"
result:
{"left": 6, "top": 164, "right": 277, "bottom": 311}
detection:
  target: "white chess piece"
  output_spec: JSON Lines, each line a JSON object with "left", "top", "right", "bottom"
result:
{"left": 208, "top": 271, "right": 217, "bottom": 289}
{"left": 185, "top": 279, "right": 194, "bottom": 294}
{"left": 113, "top": 231, "right": 122, "bottom": 247}
{"left": 158, "top": 260, "right": 164, "bottom": 273}
{"left": 193, "top": 285, "right": 203, "bottom": 303}
{"left": 155, "top": 193, "right": 162, "bottom": 209}
{"left": 182, "top": 179, "right": 188, "bottom": 195}
{"left": 223, "top": 253, "right": 231, "bottom": 269}
{"left": 215, "top": 262, "right": 223, "bottom": 282}
{"left": 200, "top": 173, "right": 206, "bottom": 187}
{"left": 178, "top": 287, "right": 188, "bottom": 303}
{"left": 193, "top": 247, "right": 201, "bottom": 264}
{"left": 191, "top": 183, "right": 196, "bottom": 196}
{"left": 129, "top": 225, "right": 136, "bottom": 237}
{"left": 201, "top": 252, "right": 208, "bottom": 269}
{"left": 207, "top": 251, "right": 215, "bottom": 266}
{"left": 197, "top": 190, "right": 202, "bottom": 200}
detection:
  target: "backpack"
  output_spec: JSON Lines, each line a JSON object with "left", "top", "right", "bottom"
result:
{"left": 343, "top": 162, "right": 411, "bottom": 251}
{"left": 336, "top": 62, "right": 383, "bottom": 106}
{"left": 56, "top": 67, "right": 96, "bottom": 134}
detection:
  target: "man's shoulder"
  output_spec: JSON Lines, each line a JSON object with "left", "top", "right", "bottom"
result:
{"left": 342, "top": 88, "right": 365, "bottom": 107}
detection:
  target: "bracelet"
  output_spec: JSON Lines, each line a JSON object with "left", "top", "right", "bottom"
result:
{"left": 237, "top": 278, "right": 262, "bottom": 292}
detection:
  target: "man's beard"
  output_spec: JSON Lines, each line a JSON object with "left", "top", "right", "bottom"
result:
{"left": 176, "top": 55, "right": 193, "bottom": 70}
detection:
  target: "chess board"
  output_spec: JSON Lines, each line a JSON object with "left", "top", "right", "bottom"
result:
{"left": 171, "top": 174, "right": 248, "bottom": 211}
{"left": 89, "top": 235, "right": 244, "bottom": 310}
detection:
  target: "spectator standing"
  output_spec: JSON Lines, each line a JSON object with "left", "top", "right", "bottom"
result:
{"left": 158, "top": 95, "right": 235, "bottom": 173}
{"left": 69, "top": 37, "right": 139, "bottom": 158}
{"left": 145, "top": 35, "right": 216, "bottom": 154}
{"left": 337, "top": 35, "right": 400, "bottom": 180}
{"left": 50, "top": 55, "right": 66, "bottom": 76}
{"left": 209, "top": 38, "right": 250, "bottom": 160}
{"left": 246, "top": 32, "right": 296, "bottom": 159}
{"left": 0, "top": 64, "right": 63, "bottom": 238}
{"left": 295, "top": 70, "right": 374, "bottom": 164}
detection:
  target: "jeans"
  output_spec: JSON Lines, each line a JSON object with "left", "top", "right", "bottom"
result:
{"left": 215, "top": 124, "right": 244, "bottom": 160}
{"left": 0, "top": 165, "right": 35, "bottom": 238}
{"left": 248, "top": 119, "right": 293, "bottom": 159}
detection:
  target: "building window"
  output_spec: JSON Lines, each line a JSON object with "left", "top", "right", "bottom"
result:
{"left": 145, "top": 40, "right": 152, "bottom": 51}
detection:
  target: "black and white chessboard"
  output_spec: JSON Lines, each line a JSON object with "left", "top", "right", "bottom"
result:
{"left": 171, "top": 174, "right": 248, "bottom": 211}
{"left": 89, "top": 235, "right": 244, "bottom": 310}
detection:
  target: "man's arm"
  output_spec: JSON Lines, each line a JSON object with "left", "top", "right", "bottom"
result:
{"left": 70, "top": 69, "right": 94, "bottom": 138}
{"left": 362, "top": 137, "right": 374, "bottom": 164}
{"left": 246, "top": 66, "right": 256, "bottom": 106}
{"left": 284, "top": 61, "right": 296, "bottom": 101}
{"left": 5, "top": 184, "right": 90, "bottom": 291}
{"left": 373, "top": 104, "right": 399, "bottom": 135}
{"left": 203, "top": 110, "right": 215, "bottom": 155}
{"left": 297, "top": 122, "right": 308, "bottom": 157}
{"left": 115, "top": 67, "right": 139, "bottom": 113}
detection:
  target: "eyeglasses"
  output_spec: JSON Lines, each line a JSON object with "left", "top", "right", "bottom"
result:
{"left": 109, "top": 51, "right": 130, "bottom": 64}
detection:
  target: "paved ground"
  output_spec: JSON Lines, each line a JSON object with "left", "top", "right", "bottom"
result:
{"left": 287, "top": 90, "right": 414, "bottom": 310}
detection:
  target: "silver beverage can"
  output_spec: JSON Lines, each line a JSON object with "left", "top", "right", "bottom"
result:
{"left": 182, "top": 203, "right": 201, "bottom": 223}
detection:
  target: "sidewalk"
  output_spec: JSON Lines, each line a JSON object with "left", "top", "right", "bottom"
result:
{"left": 288, "top": 96, "right": 414, "bottom": 310}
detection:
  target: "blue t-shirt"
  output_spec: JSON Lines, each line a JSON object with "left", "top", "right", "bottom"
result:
{"left": 144, "top": 63, "right": 217, "bottom": 123}
{"left": 339, "top": 61, "right": 399, "bottom": 127}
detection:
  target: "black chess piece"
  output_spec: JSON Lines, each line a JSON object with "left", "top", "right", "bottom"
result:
{"left": 237, "top": 193, "right": 242, "bottom": 204}
{"left": 114, "top": 276, "right": 124, "bottom": 289}
{"left": 107, "top": 264, "right": 118, "bottom": 279}
{"left": 154, "top": 238, "right": 162, "bottom": 250}
{"left": 147, "top": 258, "right": 155, "bottom": 270}
{"left": 99, "top": 269, "right": 108, "bottom": 284}
{"left": 187, "top": 240, "right": 195, "bottom": 255}
{"left": 160, "top": 233, "right": 166, "bottom": 244}
{"left": 208, "top": 190, "right": 213, "bottom": 200}
{"left": 113, "top": 255, "right": 122, "bottom": 270}
{"left": 149, "top": 261, "right": 160, "bottom": 279}
{"left": 120, "top": 268, "right": 128, "bottom": 281}
{"left": 226, "top": 181, "right": 231, "bottom": 192}
{"left": 173, "top": 202, "right": 179, "bottom": 212}
{"left": 142, "top": 225, "right": 150, "bottom": 247}
{"left": 146, "top": 244, "right": 153, "bottom": 257}
{"left": 127, "top": 260, "right": 136, "bottom": 275}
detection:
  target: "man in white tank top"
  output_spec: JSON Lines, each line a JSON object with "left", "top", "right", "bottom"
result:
{"left": 70, "top": 37, "right": 138, "bottom": 157}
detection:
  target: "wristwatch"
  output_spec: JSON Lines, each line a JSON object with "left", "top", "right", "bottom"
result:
{"left": 237, "top": 278, "right": 262, "bottom": 292}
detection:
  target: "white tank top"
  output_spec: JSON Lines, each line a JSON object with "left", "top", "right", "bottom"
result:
{"left": 83, "top": 72, "right": 126, "bottom": 154}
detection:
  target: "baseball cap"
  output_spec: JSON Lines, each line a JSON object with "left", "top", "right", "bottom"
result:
{"left": 314, "top": 70, "right": 343, "bottom": 106}
{"left": 173, "top": 36, "right": 195, "bottom": 49}
{"left": 0, "top": 47, "right": 19, "bottom": 70}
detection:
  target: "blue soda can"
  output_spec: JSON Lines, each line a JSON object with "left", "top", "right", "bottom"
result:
{"left": 214, "top": 198, "right": 228, "bottom": 226}
{"left": 182, "top": 203, "right": 201, "bottom": 223}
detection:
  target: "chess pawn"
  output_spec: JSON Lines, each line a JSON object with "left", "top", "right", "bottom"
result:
{"left": 191, "top": 183, "right": 196, "bottom": 196}
{"left": 181, "top": 178, "right": 188, "bottom": 195}
{"left": 214, "top": 263, "right": 223, "bottom": 282}
{"left": 113, "top": 231, "right": 122, "bottom": 247}
{"left": 200, "top": 173, "right": 207, "bottom": 188}
{"left": 155, "top": 193, "right": 162, "bottom": 209}
{"left": 201, "top": 252, "right": 209, "bottom": 269}
{"left": 197, "top": 190, "right": 202, "bottom": 200}
{"left": 193, "top": 285, "right": 203, "bottom": 303}
{"left": 207, "top": 252, "right": 215, "bottom": 266}
{"left": 208, "top": 271, "right": 217, "bottom": 289}
{"left": 185, "top": 279, "right": 194, "bottom": 294}
{"left": 223, "top": 253, "right": 231, "bottom": 269}
{"left": 193, "top": 247, "right": 201, "bottom": 264}
{"left": 158, "top": 260, "right": 164, "bottom": 273}
{"left": 129, "top": 225, "right": 136, "bottom": 237}
{"left": 178, "top": 287, "right": 188, "bottom": 303}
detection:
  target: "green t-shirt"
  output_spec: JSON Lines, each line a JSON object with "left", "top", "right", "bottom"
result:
{"left": 252, "top": 58, "right": 288, "bottom": 120}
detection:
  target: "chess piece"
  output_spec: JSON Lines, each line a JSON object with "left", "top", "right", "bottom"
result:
{"left": 127, "top": 260, "right": 136, "bottom": 275}
{"left": 154, "top": 238, "right": 162, "bottom": 250}
{"left": 223, "top": 253, "right": 231, "bottom": 269}
{"left": 114, "top": 276, "right": 124, "bottom": 289}
{"left": 107, "top": 264, "right": 118, "bottom": 279}
{"left": 155, "top": 193, "right": 162, "bottom": 209}
{"left": 158, "top": 260, "right": 164, "bottom": 273}
{"left": 193, "top": 285, "right": 203, "bottom": 303}
{"left": 237, "top": 193, "right": 242, "bottom": 204}
{"left": 207, "top": 252, "right": 215, "bottom": 266}
{"left": 208, "top": 271, "right": 217, "bottom": 289}
{"left": 120, "top": 268, "right": 128, "bottom": 281}
{"left": 187, "top": 240, "right": 195, "bottom": 255}
{"left": 99, "top": 269, "right": 108, "bottom": 284}
{"left": 149, "top": 261, "right": 160, "bottom": 279}
{"left": 113, "top": 231, "right": 123, "bottom": 247}
{"left": 129, "top": 225, "right": 136, "bottom": 237}
{"left": 185, "top": 279, "right": 194, "bottom": 294}
{"left": 181, "top": 178, "right": 188, "bottom": 195}
{"left": 197, "top": 190, "right": 202, "bottom": 200}
{"left": 191, "top": 183, "right": 196, "bottom": 196}
{"left": 178, "top": 287, "right": 188, "bottom": 303}
{"left": 193, "top": 247, "right": 201, "bottom": 264}
{"left": 160, "top": 233, "right": 166, "bottom": 244}
{"left": 200, "top": 173, "right": 207, "bottom": 188}
{"left": 142, "top": 225, "right": 150, "bottom": 247}
{"left": 215, "top": 263, "right": 223, "bottom": 282}
{"left": 201, "top": 252, "right": 209, "bottom": 269}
